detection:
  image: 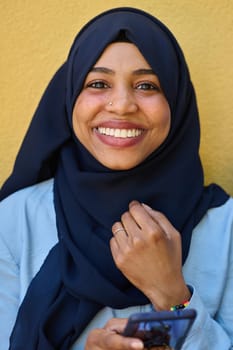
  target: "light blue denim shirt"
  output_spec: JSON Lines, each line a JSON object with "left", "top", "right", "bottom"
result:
{"left": 0, "top": 179, "right": 233, "bottom": 349}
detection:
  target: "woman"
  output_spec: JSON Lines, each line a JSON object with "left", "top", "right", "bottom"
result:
{"left": 0, "top": 7, "right": 232, "bottom": 350}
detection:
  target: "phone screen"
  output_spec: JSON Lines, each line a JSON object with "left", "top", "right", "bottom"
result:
{"left": 123, "top": 309, "right": 196, "bottom": 349}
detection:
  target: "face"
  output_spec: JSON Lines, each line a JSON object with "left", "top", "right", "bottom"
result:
{"left": 72, "top": 42, "right": 171, "bottom": 170}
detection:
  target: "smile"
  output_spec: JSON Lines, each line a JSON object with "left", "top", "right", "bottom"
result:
{"left": 95, "top": 127, "right": 144, "bottom": 138}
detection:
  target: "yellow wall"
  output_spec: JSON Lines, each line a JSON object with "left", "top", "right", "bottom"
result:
{"left": 1, "top": 0, "right": 233, "bottom": 195}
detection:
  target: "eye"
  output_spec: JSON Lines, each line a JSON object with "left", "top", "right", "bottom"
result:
{"left": 136, "top": 82, "right": 161, "bottom": 91}
{"left": 86, "top": 80, "right": 109, "bottom": 89}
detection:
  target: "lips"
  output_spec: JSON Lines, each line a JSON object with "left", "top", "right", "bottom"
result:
{"left": 95, "top": 127, "right": 144, "bottom": 138}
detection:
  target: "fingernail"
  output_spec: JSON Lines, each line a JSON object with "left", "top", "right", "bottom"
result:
{"left": 142, "top": 203, "right": 152, "bottom": 210}
{"left": 129, "top": 200, "right": 140, "bottom": 208}
{"left": 131, "top": 340, "right": 144, "bottom": 349}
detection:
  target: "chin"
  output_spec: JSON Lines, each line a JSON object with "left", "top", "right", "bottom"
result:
{"left": 101, "top": 160, "right": 140, "bottom": 171}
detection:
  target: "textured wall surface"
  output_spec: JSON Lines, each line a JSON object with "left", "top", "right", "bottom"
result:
{"left": 1, "top": 0, "right": 233, "bottom": 195}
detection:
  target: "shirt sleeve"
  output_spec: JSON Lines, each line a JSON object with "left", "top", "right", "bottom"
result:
{"left": 181, "top": 284, "right": 233, "bottom": 349}
{"left": 0, "top": 179, "right": 56, "bottom": 350}
{"left": 181, "top": 199, "right": 233, "bottom": 349}
{"left": 0, "top": 233, "right": 20, "bottom": 350}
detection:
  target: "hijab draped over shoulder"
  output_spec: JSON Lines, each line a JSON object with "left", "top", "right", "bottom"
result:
{"left": 0, "top": 7, "right": 228, "bottom": 350}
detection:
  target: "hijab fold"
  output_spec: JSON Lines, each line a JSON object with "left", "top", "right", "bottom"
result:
{"left": 0, "top": 7, "right": 228, "bottom": 349}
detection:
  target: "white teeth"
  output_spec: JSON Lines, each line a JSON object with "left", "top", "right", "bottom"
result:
{"left": 96, "top": 127, "right": 143, "bottom": 138}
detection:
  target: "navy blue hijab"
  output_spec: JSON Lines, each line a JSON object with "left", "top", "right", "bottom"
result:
{"left": 1, "top": 7, "right": 228, "bottom": 350}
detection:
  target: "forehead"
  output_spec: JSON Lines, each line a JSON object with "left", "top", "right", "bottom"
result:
{"left": 93, "top": 42, "right": 152, "bottom": 69}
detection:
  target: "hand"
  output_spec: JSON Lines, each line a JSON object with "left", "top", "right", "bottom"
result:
{"left": 84, "top": 318, "right": 143, "bottom": 350}
{"left": 110, "top": 201, "right": 190, "bottom": 310}
{"left": 84, "top": 317, "right": 172, "bottom": 350}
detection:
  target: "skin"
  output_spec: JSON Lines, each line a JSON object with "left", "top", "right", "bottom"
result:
{"left": 85, "top": 315, "right": 172, "bottom": 350}
{"left": 73, "top": 42, "right": 190, "bottom": 350}
{"left": 72, "top": 42, "right": 171, "bottom": 170}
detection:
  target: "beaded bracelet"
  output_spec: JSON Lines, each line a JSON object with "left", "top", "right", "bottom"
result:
{"left": 170, "top": 300, "right": 190, "bottom": 311}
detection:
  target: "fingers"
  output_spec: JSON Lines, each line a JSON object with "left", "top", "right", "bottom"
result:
{"left": 129, "top": 201, "right": 165, "bottom": 233}
{"left": 104, "top": 317, "right": 128, "bottom": 333}
{"left": 111, "top": 202, "right": 185, "bottom": 311}
{"left": 111, "top": 200, "right": 177, "bottom": 246}
{"left": 112, "top": 222, "right": 129, "bottom": 249}
{"left": 141, "top": 203, "right": 179, "bottom": 239}
{"left": 85, "top": 328, "right": 143, "bottom": 350}
{"left": 128, "top": 201, "right": 180, "bottom": 241}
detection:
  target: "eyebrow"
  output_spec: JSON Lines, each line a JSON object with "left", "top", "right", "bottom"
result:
{"left": 90, "top": 67, "right": 156, "bottom": 76}
{"left": 132, "top": 69, "right": 155, "bottom": 76}
{"left": 90, "top": 67, "right": 114, "bottom": 74}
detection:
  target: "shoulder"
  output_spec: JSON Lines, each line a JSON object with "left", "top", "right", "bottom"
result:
{"left": 183, "top": 197, "right": 233, "bottom": 319}
{"left": 185, "top": 197, "right": 233, "bottom": 274}
{"left": 0, "top": 178, "right": 54, "bottom": 212}
{"left": 198, "top": 197, "right": 233, "bottom": 234}
{"left": 193, "top": 197, "right": 233, "bottom": 247}
{"left": 0, "top": 179, "right": 55, "bottom": 231}
{"left": 0, "top": 179, "right": 57, "bottom": 266}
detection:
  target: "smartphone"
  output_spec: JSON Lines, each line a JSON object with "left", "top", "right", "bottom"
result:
{"left": 123, "top": 309, "right": 196, "bottom": 349}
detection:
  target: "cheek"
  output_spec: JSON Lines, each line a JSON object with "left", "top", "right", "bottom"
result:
{"left": 72, "top": 96, "right": 92, "bottom": 134}
{"left": 159, "top": 97, "right": 171, "bottom": 129}
{"left": 162, "top": 105, "right": 171, "bottom": 132}
{"left": 72, "top": 99, "right": 87, "bottom": 141}
{"left": 151, "top": 98, "right": 171, "bottom": 132}
{"left": 72, "top": 93, "right": 107, "bottom": 125}
{"left": 72, "top": 93, "right": 107, "bottom": 143}
{"left": 72, "top": 104, "right": 81, "bottom": 132}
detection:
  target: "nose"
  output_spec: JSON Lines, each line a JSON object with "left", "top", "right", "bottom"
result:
{"left": 105, "top": 87, "right": 138, "bottom": 115}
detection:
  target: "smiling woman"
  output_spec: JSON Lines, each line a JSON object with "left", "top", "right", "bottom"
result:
{"left": 0, "top": 6, "right": 233, "bottom": 350}
{"left": 72, "top": 42, "right": 171, "bottom": 170}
